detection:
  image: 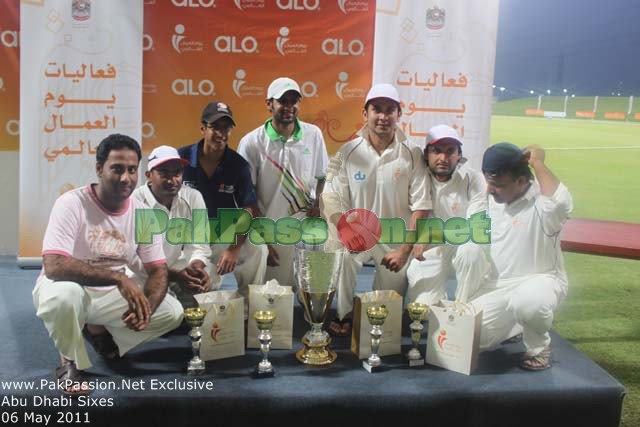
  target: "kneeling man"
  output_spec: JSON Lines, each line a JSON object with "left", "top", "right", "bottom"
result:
{"left": 33, "top": 134, "right": 183, "bottom": 395}
{"left": 461, "top": 143, "right": 572, "bottom": 370}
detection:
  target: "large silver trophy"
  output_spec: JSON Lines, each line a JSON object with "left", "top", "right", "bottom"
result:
{"left": 294, "top": 243, "right": 344, "bottom": 366}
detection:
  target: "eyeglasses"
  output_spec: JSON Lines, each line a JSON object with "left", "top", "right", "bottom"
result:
{"left": 202, "top": 122, "right": 233, "bottom": 132}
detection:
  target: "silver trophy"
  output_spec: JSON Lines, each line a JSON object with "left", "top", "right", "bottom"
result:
{"left": 407, "top": 302, "right": 429, "bottom": 367}
{"left": 294, "top": 243, "right": 344, "bottom": 366}
{"left": 363, "top": 305, "right": 389, "bottom": 373}
{"left": 253, "top": 310, "right": 277, "bottom": 378}
{"left": 184, "top": 307, "right": 206, "bottom": 375}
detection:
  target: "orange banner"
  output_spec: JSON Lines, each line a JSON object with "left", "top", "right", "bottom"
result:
{"left": 635, "top": 113, "right": 640, "bottom": 120}
{"left": 0, "top": 0, "right": 19, "bottom": 151}
{"left": 604, "top": 112, "right": 625, "bottom": 120}
{"left": 142, "top": 1, "right": 375, "bottom": 155}
{"left": 525, "top": 109, "right": 544, "bottom": 116}
{"left": 575, "top": 111, "right": 595, "bottom": 118}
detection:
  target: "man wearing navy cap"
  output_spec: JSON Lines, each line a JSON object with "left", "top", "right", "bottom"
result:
{"left": 178, "top": 102, "right": 267, "bottom": 299}
{"left": 461, "top": 143, "right": 573, "bottom": 370}
{"left": 406, "top": 124, "right": 488, "bottom": 305}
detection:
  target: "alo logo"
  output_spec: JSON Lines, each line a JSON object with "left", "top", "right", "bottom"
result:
{"left": 1, "top": 30, "right": 18, "bottom": 48}
{"left": 214, "top": 36, "right": 258, "bottom": 53}
{"left": 354, "top": 170, "right": 366, "bottom": 181}
{"left": 172, "top": 79, "right": 216, "bottom": 96}
{"left": 143, "top": 34, "right": 154, "bottom": 51}
{"left": 172, "top": 0, "right": 216, "bottom": 7}
{"left": 321, "top": 38, "right": 364, "bottom": 56}
{"left": 276, "top": 0, "right": 319, "bottom": 10}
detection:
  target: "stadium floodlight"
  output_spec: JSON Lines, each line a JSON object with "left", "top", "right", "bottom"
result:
{"left": 571, "top": 94, "right": 575, "bottom": 98}
{"left": 546, "top": 89, "right": 551, "bottom": 94}
{"left": 492, "top": 84, "right": 496, "bottom": 89}
{"left": 530, "top": 90, "right": 535, "bottom": 94}
{"left": 563, "top": 89, "right": 567, "bottom": 93}
{"left": 499, "top": 86, "right": 506, "bottom": 92}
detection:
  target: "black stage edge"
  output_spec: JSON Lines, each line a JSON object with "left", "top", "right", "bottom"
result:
{"left": 0, "top": 257, "right": 625, "bottom": 427}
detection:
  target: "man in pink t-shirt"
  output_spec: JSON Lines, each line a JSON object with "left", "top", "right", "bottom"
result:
{"left": 33, "top": 134, "right": 183, "bottom": 395}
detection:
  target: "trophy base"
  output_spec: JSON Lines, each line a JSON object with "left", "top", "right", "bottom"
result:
{"left": 362, "top": 361, "right": 384, "bottom": 373}
{"left": 187, "top": 365, "right": 206, "bottom": 376}
{"left": 296, "top": 336, "right": 337, "bottom": 366}
{"left": 252, "top": 367, "right": 275, "bottom": 379}
{"left": 408, "top": 358, "right": 425, "bottom": 367}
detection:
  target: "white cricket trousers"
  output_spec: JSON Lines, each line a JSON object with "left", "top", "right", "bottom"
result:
{"left": 336, "top": 244, "right": 408, "bottom": 320}
{"left": 33, "top": 276, "right": 183, "bottom": 370}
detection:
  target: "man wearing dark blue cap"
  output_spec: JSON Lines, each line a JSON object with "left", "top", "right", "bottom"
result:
{"left": 461, "top": 143, "right": 573, "bottom": 370}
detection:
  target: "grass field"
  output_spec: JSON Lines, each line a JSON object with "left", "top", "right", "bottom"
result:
{"left": 489, "top": 114, "right": 640, "bottom": 427}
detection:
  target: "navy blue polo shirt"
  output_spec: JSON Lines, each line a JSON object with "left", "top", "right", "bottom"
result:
{"left": 178, "top": 140, "right": 256, "bottom": 219}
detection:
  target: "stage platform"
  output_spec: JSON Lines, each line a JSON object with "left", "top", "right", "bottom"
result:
{"left": 0, "top": 256, "right": 625, "bottom": 427}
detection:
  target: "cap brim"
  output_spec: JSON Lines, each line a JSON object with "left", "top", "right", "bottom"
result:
{"left": 428, "top": 136, "right": 463, "bottom": 146}
{"left": 150, "top": 157, "right": 189, "bottom": 170}
{"left": 204, "top": 113, "right": 236, "bottom": 126}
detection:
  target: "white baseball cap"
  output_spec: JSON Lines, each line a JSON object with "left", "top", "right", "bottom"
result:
{"left": 365, "top": 83, "right": 400, "bottom": 104}
{"left": 147, "top": 145, "right": 188, "bottom": 170}
{"left": 267, "top": 77, "right": 301, "bottom": 100}
{"left": 426, "top": 124, "right": 463, "bottom": 146}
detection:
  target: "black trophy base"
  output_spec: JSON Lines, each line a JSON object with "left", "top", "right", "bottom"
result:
{"left": 363, "top": 360, "right": 384, "bottom": 373}
{"left": 252, "top": 367, "right": 275, "bottom": 379}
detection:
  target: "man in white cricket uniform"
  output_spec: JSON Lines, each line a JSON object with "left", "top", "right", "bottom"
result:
{"left": 406, "top": 125, "right": 489, "bottom": 305}
{"left": 130, "top": 145, "right": 213, "bottom": 308}
{"left": 459, "top": 142, "right": 572, "bottom": 370}
{"left": 322, "top": 83, "right": 432, "bottom": 333}
{"left": 238, "top": 77, "right": 328, "bottom": 288}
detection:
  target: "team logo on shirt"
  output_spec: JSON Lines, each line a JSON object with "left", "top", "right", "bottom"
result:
{"left": 217, "top": 184, "right": 235, "bottom": 194}
{"left": 354, "top": 170, "right": 366, "bottom": 181}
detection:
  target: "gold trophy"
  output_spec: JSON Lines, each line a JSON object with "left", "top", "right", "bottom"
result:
{"left": 184, "top": 307, "right": 207, "bottom": 375}
{"left": 407, "top": 302, "right": 429, "bottom": 367}
{"left": 253, "top": 310, "right": 277, "bottom": 378}
{"left": 363, "top": 305, "right": 389, "bottom": 373}
{"left": 294, "top": 243, "right": 344, "bottom": 366}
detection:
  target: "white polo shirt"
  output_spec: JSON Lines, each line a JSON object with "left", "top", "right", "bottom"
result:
{"left": 238, "top": 119, "right": 328, "bottom": 219}
{"left": 430, "top": 160, "right": 487, "bottom": 221}
{"left": 327, "top": 127, "right": 432, "bottom": 223}
{"left": 131, "top": 184, "right": 211, "bottom": 273}
{"left": 488, "top": 181, "right": 573, "bottom": 283}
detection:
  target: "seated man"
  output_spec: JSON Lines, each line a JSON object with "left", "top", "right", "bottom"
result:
{"left": 179, "top": 101, "right": 267, "bottom": 299}
{"left": 406, "top": 124, "right": 488, "bottom": 305}
{"left": 33, "top": 134, "right": 183, "bottom": 395}
{"left": 130, "top": 145, "right": 212, "bottom": 308}
{"left": 322, "top": 83, "right": 432, "bottom": 335}
{"left": 459, "top": 143, "right": 573, "bottom": 371}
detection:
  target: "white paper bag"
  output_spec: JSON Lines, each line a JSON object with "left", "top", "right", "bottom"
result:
{"left": 351, "top": 290, "right": 402, "bottom": 359}
{"left": 194, "top": 290, "right": 245, "bottom": 361}
{"left": 426, "top": 300, "right": 483, "bottom": 375}
{"left": 247, "top": 281, "right": 294, "bottom": 349}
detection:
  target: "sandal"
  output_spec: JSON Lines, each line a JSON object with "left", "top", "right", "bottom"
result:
{"left": 519, "top": 345, "right": 552, "bottom": 371}
{"left": 328, "top": 316, "right": 352, "bottom": 337}
{"left": 55, "top": 359, "right": 91, "bottom": 397}
{"left": 82, "top": 325, "right": 120, "bottom": 360}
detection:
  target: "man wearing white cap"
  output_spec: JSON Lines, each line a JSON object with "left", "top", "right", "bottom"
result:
{"left": 238, "top": 77, "right": 328, "bottom": 288}
{"left": 129, "top": 145, "right": 212, "bottom": 308}
{"left": 178, "top": 102, "right": 267, "bottom": 299}
{"left": 406, "top": 124, "right": 489, "bottom": 305}
{"left": 321, "top": 83, "right": 432, "bottom": 335}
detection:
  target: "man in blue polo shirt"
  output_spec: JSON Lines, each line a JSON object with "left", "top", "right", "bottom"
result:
{"left": 178, "top": 101, "right": 267, "bottom": 298}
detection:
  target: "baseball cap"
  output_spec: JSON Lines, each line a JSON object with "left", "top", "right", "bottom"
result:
{"left": 201, "top": 101, "right": 235, "bottom": 126}
{"left": 426, "top": 124, "right": 463, "bottom": 146}
{"left": 147, "top": 145, "right": 188, "bottom": 171}
{"left": 482, "top": 142, "right": 525, "bottom": 174}
{"left": 267, "top": 77, "right": 301, "bottom": 100}
{"left": 365, "top": 83, "right": 400, "bottom": 104}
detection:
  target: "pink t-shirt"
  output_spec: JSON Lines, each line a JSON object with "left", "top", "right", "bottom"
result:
{"left": 42, "top": 185, "right": 165, "bottom": 278}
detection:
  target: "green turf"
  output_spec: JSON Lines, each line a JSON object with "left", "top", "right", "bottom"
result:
{"left": 490, "top": 115, "right": 640, "bottom": 426}
{"left": 493, "top": 96, "right": 640, "bottom": 121}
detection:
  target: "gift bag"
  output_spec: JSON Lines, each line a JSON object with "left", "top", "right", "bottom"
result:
{"left": 426, "top": 300, "right": 482, "bottom": 375}
{"left": 247, "top": 280, "right": 294, "bottom": 349}
{"left": 194, "top": 290, "right": 245, "bottom": 361}
{"left": 351, "top": 290, "right": 402, "bottom": 359}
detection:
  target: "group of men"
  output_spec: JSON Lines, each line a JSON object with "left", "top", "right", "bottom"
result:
{"left": 34, "top": 78, "right": 572, "bottom": 395}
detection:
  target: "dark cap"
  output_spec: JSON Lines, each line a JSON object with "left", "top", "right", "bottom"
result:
{"left": 201, "top": 101, "right": 235, "bottom": 126}
{"left": 482, "top": 142, "right": 525, "bottom": 174}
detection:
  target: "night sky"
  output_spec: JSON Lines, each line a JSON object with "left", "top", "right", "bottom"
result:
{"left": 494, "top": 0, "right": 640, "bottom": 98}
